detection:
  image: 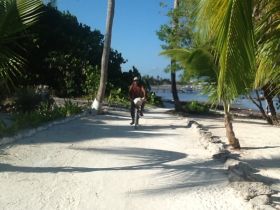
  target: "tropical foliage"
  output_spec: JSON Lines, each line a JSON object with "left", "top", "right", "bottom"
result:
{"left": 196, "top": 0, "right": 280, "bottom": 127}
{"left": 161, "top": 0, "right": 280, "bottom": 148}
{"left": 196, "top": 0, "right": 256, "bottom": 102}
{"left": 8, "top": 4, "right": 132, "bottom": 98}
{"left": 0, "top": 0, "right": 42, "bottom": 91}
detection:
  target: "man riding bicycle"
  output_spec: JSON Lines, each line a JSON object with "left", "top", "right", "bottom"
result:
{"left": 129, "top": 77, "right": 146, "bottom": 125}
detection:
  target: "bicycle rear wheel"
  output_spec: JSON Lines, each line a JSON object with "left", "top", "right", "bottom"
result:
{"left": 134, "top": 107, "right": 139, "bottom": 129}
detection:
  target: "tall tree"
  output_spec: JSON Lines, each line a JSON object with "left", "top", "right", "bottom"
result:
{"left": 92, "top": 0, "right": 115, "bottom": 112}
{"left": 158, "top": 0, "right": 194, "bottom": 111}
{"left": 170, "top": 0, "right": 181, "bottom": 111}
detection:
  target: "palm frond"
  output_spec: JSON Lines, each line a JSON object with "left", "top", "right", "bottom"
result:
{"left": 255, "top": 0, "right": 280, "bottom": 91}
{"left": 17, "top": 0, "right": 43, "bottom": 25}
{"left": 161, "top": 48, "right": 217, "bottom": 80}
{"left": 197, "top": 0, "right": 256, "bottom": 102}
{"left": 160, "top": 48, "right": 191, "bottom": 69}
{"left": 0, "top": 0, "right": 42, "bottom": 37}
{"left": 255, "top": 42, "right": 280, "bottom": 88}
{"left": 0, "top": 0, "right": 43, "bottom": 90}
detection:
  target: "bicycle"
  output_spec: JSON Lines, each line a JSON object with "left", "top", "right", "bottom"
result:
{"left": 133, "top": 97, "right": 145, "bottom": 129}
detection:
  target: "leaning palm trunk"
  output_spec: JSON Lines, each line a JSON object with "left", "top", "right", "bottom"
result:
{"left": 92, "top": 0, "right": 115, "bottom": 112}
{"left": 262, "top": 84, "right": 279, "bottom": 124}
{"left": 223, "top": 101, "right": 240, "bottom": 149}
{"left": 248, "top": 90, "right": 273, "bottom": 124}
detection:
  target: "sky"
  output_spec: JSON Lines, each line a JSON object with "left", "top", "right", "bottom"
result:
{"left": 56, "top": 0, "right": 173, "bottom": 79}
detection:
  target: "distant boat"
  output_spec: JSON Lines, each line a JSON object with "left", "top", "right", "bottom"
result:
{"left": 182, "top": 85, "right": 193, "bottom": 93}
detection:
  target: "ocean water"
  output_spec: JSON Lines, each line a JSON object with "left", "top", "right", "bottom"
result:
{"left": 153, "top": 89, "right": 280, "bottom": 113}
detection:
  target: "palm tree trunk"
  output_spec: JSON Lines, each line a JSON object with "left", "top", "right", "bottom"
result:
{"left": 262, "top": 84, "right": 279, "bottom": 124}
{"left": 223, "top": 100, "right": 240, "bottom": 149}
{"left": 171, "top": 0, "right": 182, "bottom": 111}
{"left": 92, "top": 0, "right": 115, "bottom": 112}
{"left": 171, "top": 60, "right": 181, "bottom": 111}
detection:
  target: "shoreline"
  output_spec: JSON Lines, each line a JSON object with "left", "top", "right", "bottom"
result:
{"left": 163, "top": 100, "right": 280, "bottom": 120}
{"left": 153, "top": 87, "right": 280, "bottom": 114}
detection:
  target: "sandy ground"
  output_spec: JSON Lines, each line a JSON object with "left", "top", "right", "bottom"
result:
{"left": 190, "top": 114, "right": 280, "bottom": 207}
{"left": 0, "top": 108, "right": 252, "bottom": 210}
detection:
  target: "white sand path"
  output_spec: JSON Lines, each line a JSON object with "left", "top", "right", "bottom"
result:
{"left": 0, "top": 108, "right": 250, "bottom": 210}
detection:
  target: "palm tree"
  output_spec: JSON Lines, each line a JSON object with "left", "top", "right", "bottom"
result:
{"left": 194, "top": 0, "right": 256, "bottom": 149}
{"left": 91, "top": 0, "right": 115, "bottom": 112}
{"left": 163, "top": 0, "right": 280, "bottom": 148}
{"left": 0, "top": 0, "right": 43, "bottom": 91}
{"left": 158, "top": 0, "right": 193, "bottom": 111}
{"left": 196, "top": 0, "right": 280, "bottom": 147}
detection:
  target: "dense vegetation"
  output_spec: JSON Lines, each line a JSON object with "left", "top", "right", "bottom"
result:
{"left": 0, "top": 3, "right": 152, "bottom": 102}
{"left": 17, "top": 5, "right": 140, "bottom": 98}
{"left": 0, "top": 2, "right": 160, "bottom": 137}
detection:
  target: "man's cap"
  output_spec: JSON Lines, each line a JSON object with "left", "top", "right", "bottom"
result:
{"left": 133, "top": 77, "right": 139, "bottom": 81}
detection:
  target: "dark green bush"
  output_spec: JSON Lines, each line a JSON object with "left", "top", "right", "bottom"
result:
{"left": 185, "top": 101, "right": 209, "bottom": 114}
{"left": 14, "top": 88, "right": 42, "bottom": 113}
{"left": 13, "top": 86, "right": 55, "bottom": 114}
{"left": 37, "top": 102, "right": 62, "bottom": 120}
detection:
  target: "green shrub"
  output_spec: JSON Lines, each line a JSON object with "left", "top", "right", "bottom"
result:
{"left": 147, "top": 92, "right": 163, "bottom": 107}
{"left": 12, "top": 112, "right": 45, "bottom": 130}
{"left": 108, "top": 88, "right": 130, "bottom": 108}
{"left": 37, "top": 101, "right": 63, "bottom": 120}
{"left": 82, "top": 65, "right": 100, "bottom": 97}
{"left": 185, "top": 101, "right": 209, "bottom": 114}
{"left": 0, "top": 99, "right": 83, "bottom": 138}
{"left": 60, "top": 100, "right": 83, "bottom": 116}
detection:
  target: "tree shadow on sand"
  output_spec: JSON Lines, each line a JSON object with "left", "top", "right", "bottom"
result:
{"left": 1, "top": 146, "right": 279, "bottom": 195}
{"left": 4, "top": 112, "right": 188, "bottom": 146}
{"left": 0, "top": 146, "right": 228, "bottom": 194}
